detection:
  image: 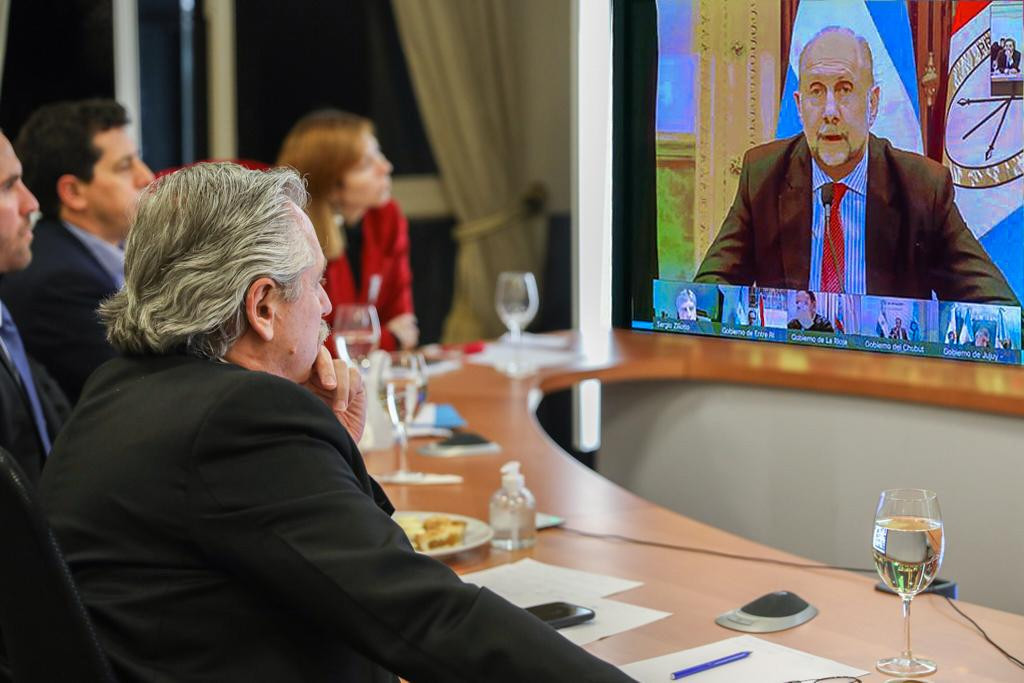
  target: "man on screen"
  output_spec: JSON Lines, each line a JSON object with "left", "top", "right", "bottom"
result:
{"left": 675, "top": 288, "right": 698, "bottom": 320}
{"left": 786, "top": 290, "right": 834, "bottom": 332}
{"left": 694, "top": 26, "right": 1018, "bottom": 306}
{"left": 889, "top": 317, "right": 909, "bottom": 341}
{"left": 997, "top": 37, "right": 1021, "bottom": 74}
{"left": 974, "top": 326, "right": 992, "bottom": 348}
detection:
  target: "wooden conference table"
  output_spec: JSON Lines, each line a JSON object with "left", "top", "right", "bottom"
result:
{"left": 367, "top": 330, "right": 1024, "bottom": 681}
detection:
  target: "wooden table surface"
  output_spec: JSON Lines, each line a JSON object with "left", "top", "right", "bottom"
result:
{"left": 368, "top": 330, "right": 1024, "bottom": 681}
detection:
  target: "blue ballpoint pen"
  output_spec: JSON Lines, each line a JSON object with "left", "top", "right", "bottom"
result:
{"left": 669, "top": 650, "right": 751, "bottom": 679}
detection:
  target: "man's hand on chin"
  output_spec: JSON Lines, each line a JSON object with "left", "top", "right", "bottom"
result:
{"left": 302, "top": 346, "right": 367, "bottom": 442}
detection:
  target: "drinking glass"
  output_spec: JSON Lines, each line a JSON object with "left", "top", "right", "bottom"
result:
{"left": 375, "top": 351, "right": 429, "bottom": 484}
{"left": 494, "top": 271, "right": 539, "bottom": 377}
{"left": 871, "top": 489, "right": 945, "bottom": 676}
{"left": 333, "top": 304, "right": 381, "bottom": 368}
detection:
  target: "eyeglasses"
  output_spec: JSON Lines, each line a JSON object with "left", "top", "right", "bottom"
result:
{"left": 782, "top": 677, "right": 861, "bottom": 683}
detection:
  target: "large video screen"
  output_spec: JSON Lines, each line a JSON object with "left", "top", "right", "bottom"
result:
{"left": 634, "top": 0, "right": 1023, "bottom": 366}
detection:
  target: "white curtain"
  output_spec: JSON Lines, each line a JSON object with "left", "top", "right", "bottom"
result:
{"left": 392, "top": 0, "right": 546, "bottom": 343}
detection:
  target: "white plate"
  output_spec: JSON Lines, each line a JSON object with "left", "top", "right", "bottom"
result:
{"left": 393, "top": 511, "right": 493, "bottom": 558}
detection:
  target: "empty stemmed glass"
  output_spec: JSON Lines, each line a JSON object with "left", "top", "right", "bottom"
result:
{"left": 495, "top": 271, "right": 539, "bottom": 377}
{"left": 374, "top": 351, "right": 429, "bottom": 484}
{"left": 333, "top": 304, "right": 381, "bottom": 369}
{"left": 871, "top": 488, "right": 945, "bottom": 676}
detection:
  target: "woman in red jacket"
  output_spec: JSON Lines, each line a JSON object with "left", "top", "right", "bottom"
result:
{"left": 277, "top": 110, "right": 417, "bottom": 350}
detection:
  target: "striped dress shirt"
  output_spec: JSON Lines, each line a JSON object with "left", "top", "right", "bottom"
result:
{"left": 808, "top": 147, "right": 868, "bottom": 294}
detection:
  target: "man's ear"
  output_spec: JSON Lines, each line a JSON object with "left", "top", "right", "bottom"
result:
{"left": 55, "top": 173, "right": 88, "bottom": 212}
{"left": 868, "top": 84, "right": 880, "bottom": 126}
{"left": 243, "top": 277, "right": 280, "bottom": 342}
{"left": 793, "top": 90, "right": 802, "bottom": 124}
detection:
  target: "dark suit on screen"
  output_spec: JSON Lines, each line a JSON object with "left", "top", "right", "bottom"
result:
{"left": 787, "top": 314, "right": 834, "bottom": 333}
{"left": 694, "top": 134, "right": 1019, "bottom": 306}
{"left": 0, "top": 218, "right": 119, "bottom": 403}
{"left": 997, "top": 48, "right": 1022, "bottom": 73}
{"left": 39, "top": 355, "right": 630, "bottom": 682}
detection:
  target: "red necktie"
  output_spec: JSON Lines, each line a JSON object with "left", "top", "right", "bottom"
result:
{"left": 821, "top": 182, "right": 847, "bottom": 293}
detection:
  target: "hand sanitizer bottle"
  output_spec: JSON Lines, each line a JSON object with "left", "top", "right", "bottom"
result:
{"left": 489, "top": 461, "right": 536, "bottom": 550}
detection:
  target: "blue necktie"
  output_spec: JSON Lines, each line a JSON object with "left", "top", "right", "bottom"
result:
{"left": 0, "top": 303, "right": 52, "bottom": 454}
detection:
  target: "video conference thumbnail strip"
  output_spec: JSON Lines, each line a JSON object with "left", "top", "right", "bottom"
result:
{"left": 651, "top": 279, "right": 1023, "bottom": 366}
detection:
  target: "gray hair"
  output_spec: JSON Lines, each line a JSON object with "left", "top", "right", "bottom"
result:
{"left": 675, "top": 288, "right": 696, "bottom": 308}
{"left": 798, "top": 26, "right": 875, "bottom": 87}
{"left": 100, "top": 162, "right": 313, "bottom": 359}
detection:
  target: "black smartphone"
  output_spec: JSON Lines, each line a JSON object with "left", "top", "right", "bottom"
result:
{"left": 525, "top": 601, "right": 596, "bottom": 629}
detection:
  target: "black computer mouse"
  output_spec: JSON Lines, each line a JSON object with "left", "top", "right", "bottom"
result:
{"left": 741, "top": 591, "right": 811, "bottom": 617}
{"left": 715, "top": 590, "right": 818, "bottom": 632}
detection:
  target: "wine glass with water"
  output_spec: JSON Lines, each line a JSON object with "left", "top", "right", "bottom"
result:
{"left": 375, "top": 351, "right": 429, "bottom": 484}
{"left": 494, "top": 271, "right": 539, "bottom": 377}
{"left": 333, "top": 304, "right": 381, "bottom": 368}
{"left": 871, "top": 488, "right": 945, "bottom": 676}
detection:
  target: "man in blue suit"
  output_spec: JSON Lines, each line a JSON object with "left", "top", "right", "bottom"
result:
{"left": 1, "top": 100, "right": 154, "bottom": 402}
{"left": 0, "top": 130, "right": 68, "bottom": 486}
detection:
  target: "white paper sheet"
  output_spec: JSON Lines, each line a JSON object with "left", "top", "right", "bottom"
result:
{"left": 497, "top": 332, "right": 572, "bottom": 349}
{"left": 556, "top": 597, "right": 670, "bottom": 646}
{"left": 461, "top": 559, "right": 669, "bottom": 645}
{"left": 467, "top": 343, "right": 579, "bottom": 370}
{"left": 460, "top": 558, "right": 643, "bottom": 604}
{"left": 620, "top": 635, "right": 868, "bottom": 683}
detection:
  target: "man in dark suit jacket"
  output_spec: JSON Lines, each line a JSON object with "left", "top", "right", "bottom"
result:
{"left": 0, "top": 100, "right": 154, "bottom": 403}
{"left": 39, "top": 163, "right": 631, "bottom": 682}
{"left": 997, "top": 38, "right": 1022, "bottom": 74}
{"left": 0, "top": 131, "right": 69, "bottom": 484}
{"left": 695, "top": 27, "right": 1018, "bottom": 306}
{"left": 786, "top": 290, "right": 834, "bottom": 333}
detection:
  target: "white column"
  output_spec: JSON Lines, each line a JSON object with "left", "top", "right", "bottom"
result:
{"left": 0, "top": 0, "right": 11, "bottom": 95}
{"left": 204, "top": 0, "right": 237, "bottom": 159}
{"left": 112, "top": 0, "right": 142, "bottom": 146}
{"left": 569, "top": 0, "right": 612, "bottom": 454}
{"left": 572, "top": 378, "right": 602, "bottom": 453}
{"left": 571, "top": 0, "right": 613, "bottom": 338}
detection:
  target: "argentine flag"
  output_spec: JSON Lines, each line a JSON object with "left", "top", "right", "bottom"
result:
{"left": 945, "top": 304, "right": 958, "bottom": 343}
{"left": 959, "top": 307, "right": 975, "bottom": 345}
{"left": 776, "top": 0, "right": 923, "bottom": 155}
{"left": 996, "top": 309, "right": 1009, "bottom": 349}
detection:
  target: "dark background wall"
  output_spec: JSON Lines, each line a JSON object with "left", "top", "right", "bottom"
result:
{"left": 0, "top": 0, "right": 115, "bottom": 138}
{"left": 137, "top": 0, "right": 207, "bottom": 171}
{"left": 233, "top": 0, "right": 435, "bottom": 175}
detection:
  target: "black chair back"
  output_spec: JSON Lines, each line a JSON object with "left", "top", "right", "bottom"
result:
{"left": 0, "top": 449, "right": 116, "bottom": 682}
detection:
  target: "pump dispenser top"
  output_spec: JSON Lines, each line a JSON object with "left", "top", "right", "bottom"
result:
{"left": 501, "top": 461, "right": 524, "bottom": 492}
